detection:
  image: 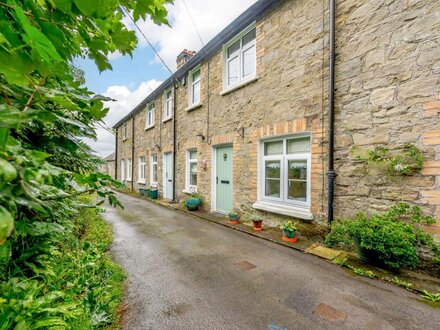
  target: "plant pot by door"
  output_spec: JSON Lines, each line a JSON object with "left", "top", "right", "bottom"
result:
{"left": 150, "top": 190, "right": 158, "bottom": 199}
{"left": 253, "top": 220, "right": 263, "bottom": 231}
{"left": 282, "top": 229, "right": 298, "bottom": 242}
{"left": 185, "top": 197, "right": 201, "bottom": 211}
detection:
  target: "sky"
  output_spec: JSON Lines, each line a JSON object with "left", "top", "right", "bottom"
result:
{"left": 78, "top": 0, "right": 257, "bottom": 157}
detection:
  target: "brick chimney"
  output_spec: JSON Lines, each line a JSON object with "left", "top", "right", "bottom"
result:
{"left": 176, "top": 49, "right": 196, "bottom": 69}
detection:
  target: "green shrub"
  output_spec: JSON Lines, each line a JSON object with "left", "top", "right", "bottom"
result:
{"left": 325, "top": 203, "right": 438, "bottom": 269}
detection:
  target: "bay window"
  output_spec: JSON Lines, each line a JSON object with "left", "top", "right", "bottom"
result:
{"left": 254, "top": 135, "right": 312, "bottom": 219}
{"left": 223, "top": 24, "right": 256, "bottom": 89}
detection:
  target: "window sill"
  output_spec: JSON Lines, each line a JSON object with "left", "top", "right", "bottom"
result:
{"left": 122, "top": 138, "right": 128, "bottom": 141}
{"left": 252, "top": 201, "right": 313, "bottom": 221}
{"left": 145, "top": 125, "right": 155, "bottom": 131}
{"left": 137, "top": 181, "right": 146, "bottom": 184}
{"left": 182, "top": 187, "right": 197, "bottom": 194}
{"left": 185, "top": 103, "right": 203, "bottom": 112}
{"left": 220, "top": 75, "right": 258, "bottom": 96}
{"left": 162, "top": 116, "right": 173, "bottom": 123}
{"left": 126, "top": 179, "right": 132, "bottom": 182}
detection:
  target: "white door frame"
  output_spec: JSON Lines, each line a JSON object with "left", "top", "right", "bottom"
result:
{"left": 211, "top": 143, "right": 233, "bottom": 213}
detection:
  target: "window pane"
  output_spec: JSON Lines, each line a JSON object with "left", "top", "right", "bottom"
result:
{"left": 192, "top": 81, "right": 200, "bottom": 104}
{"left": 265, "top": 179, "right": 280, "bottom": 198}
{"left": 265, "top": 160, "right": 280, "bottom": 179}
{"left": 288, "top": 160, "right": 307, "bottom": 180}
{"left": 264, "top": 141, "right": 283, "bottom": 155}
{"left": 287, "top": 137, "right": 310, "bottom": 154}
{"left": 227, "top": 40, "right": 240, "bottom": 57}
{"left": 288, "top": 181, "right": 307, "bottom": 201}
{"left": 152, "top": 155, "right": 157, "bottom": 162}
{"left": 167, "top": 90, "right": 172, "bottom": 99}
{"left": 189, "top": 150, "right": 197, "bottom": 159}
{"left": 192, "top": 69, "right": 200, "bottom": 82}
{"left": 227, "top": 56, "right": 239, "bottom": 85}
{"left": 242, "top": 28, "right": 256, "bottom": 46}
{"left": 190, "top": 163, "right": 197, "bottom": 185}
{"left": 153, "top": 164, "right": 157, "bottom": 182}
{"left": 242, "top": 44, "right": 256, "bottom": 77}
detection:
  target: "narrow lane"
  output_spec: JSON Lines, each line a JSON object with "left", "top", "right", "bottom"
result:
{"left": 102, "top": 192, "right": 439, "bottom": 330}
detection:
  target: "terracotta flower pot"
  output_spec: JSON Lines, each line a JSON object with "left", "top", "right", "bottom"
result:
{"left": 253, "top": 220, "right": 263, "bottom": 231}
{"left": 282, "top": 229, "right": 298, "bottom": 242}
{"left": 228, "top": 220, "right": 239, "bottom": 225}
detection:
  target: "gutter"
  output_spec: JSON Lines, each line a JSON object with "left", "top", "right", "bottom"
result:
{"left": 131, "top": 115, "right": 135, "bottom": 191}
{"left": 327, "top": 0, "right": 337, "bottom": 227}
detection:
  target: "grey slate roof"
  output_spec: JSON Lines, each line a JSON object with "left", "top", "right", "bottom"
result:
{"left": 113, "top": 0, "right": 280, "bottom": 129}
{"left": 104, "top": 152, "right": 115, "bottom": 161}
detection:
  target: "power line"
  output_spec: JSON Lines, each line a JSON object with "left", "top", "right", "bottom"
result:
{"left": 181, "top": 0, "right": 205, "bottom": 47}
{"left": 119, "top": 6, "right": 175, "bottom": 76}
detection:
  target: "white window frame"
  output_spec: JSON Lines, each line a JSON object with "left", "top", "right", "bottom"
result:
{"left": 222, "top": 23, "right": 256, "bottom": 90}
{"left": 163, "top": 89, "right": 173, "bottom": 121}
{"left": 185, "top": 149, "right": 198, "bottom": 192}
{"left": 123, "top": 122, "right": 128, "bottom": 140}
{"left": 188, "top": 66, "right": 201, "bottom": 107}
{"left": 138, "top": 156, "right": 146, "bottom": 183}
{"left": 120, "top": 159, "right": 125, "bottom": 181}
{"left": 150, "top": 155, "right": 158, "bottom": 184}
{"left": 254, "top": 134, "right": 312, "bottom": 220}
{"left": 146, "top": 103, "right": 155, "bottom": 129}
{"left": 127, "top": 158, "right": 132, "bottom": 181}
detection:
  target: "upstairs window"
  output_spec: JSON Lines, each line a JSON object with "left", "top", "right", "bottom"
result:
{"left": 224, "top": 24, "right": 256, "bottom": 89}
{"left": 261, "top": 135, "right": 311, "bottom": 207}
{"left": 189, "top": 67, "right": 201, "bottom": 106}
{"left": 146, "top": 103, "right": 155, "bottom": 128}
{"left": 123, "top": 122, "right": 128, "bottom": 139}
{"left": 139, "top": 156, "right": 146, "bottom": 182}
{"left": 164, "top": 89, "right": 172, "bottom": 119}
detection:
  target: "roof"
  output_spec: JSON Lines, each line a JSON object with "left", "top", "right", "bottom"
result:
{"left": 113, "top": 0, "right": 280, "bottom": 128}
{"left": 104, "top": 152, "right": 115, "bottom": 161}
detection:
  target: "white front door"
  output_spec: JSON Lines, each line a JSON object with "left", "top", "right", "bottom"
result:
{"left": 163, "top": 152, "right": 173, "bottom": 200}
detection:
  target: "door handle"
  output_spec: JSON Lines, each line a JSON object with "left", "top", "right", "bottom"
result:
{"left": 221, "top": 180, "right": 230, "bottom": 184}
{"left": 168, "top": 179, "right": 172, "bottom": 182}
{"left": 216, "top": 176, "right": 218, "bottom": 184}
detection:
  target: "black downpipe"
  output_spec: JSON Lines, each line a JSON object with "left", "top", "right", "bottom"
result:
{"left": 115, "top": 130, "right": 118, "bottom": 180}
{"left": 131, "top": 116, "right": 135, "bottom": 191}
{"left": 172, "top": 81, "right": 177, "bottom": 202}
{"left": 327, "top": 0, "right": 336, "bottom": 227}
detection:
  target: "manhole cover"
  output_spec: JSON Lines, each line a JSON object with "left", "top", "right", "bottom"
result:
{"left": 313, "top": 303, "right": 347, "bottom": 322}
{"left": 235, "top": 261, "right": 256, "bottom": 271}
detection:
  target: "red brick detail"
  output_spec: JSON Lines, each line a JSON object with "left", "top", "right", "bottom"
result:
{"left": 421, "top": 190, "right": 440, "bottom": 205}
{"left": 422, "top": 161, "right": 440, "bottom": 175}
{"left": 423, "top": 101, "right": 440, "bottom": 117}
{"left": 422, "top": 131, "right": 440, "bottom": 145}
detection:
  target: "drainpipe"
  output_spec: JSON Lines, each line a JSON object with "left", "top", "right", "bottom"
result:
{"left": 131, "top": 115, "right": 135, "bottom": 191}
{"left": 115, "top": 129, "right": 118, "bottom": 180}
{"left": 327, "top": 0, "right": 336, "bottom": 227}
{"left": 172, "top": 80, "right": 178, "bottom": 202}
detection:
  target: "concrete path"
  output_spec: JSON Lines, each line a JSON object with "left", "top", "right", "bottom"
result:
{"left": 102, "top": 192, "right": 440, "bottom": 330}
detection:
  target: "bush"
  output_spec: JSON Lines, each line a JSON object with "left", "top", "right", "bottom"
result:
{"left": 325, "top": 203, "right": 438, "bottom": 269}
{"left": 0, "top": 200, "right": 125, "bottom": 329}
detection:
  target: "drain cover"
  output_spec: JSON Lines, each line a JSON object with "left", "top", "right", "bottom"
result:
{"left": 313, "top": 303, "right": 347, "bottom": 322}
{"left": 235, "top": 261, "right": 256, "bottom": 271}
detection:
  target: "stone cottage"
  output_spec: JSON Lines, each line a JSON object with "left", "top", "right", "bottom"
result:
{"left": 100, "top": 152, "right": 115, "bottom": 179}
{"left": 113, "top": 0, "right": 440, "bottom": 230}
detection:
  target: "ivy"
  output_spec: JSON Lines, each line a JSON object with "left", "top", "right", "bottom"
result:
{"left": 352, "top": 143, "right": 425, "bottom": 176}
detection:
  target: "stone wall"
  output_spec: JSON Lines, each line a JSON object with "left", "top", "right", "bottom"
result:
{"left": 114, "top": 0, "right": 440, "bottom": 230}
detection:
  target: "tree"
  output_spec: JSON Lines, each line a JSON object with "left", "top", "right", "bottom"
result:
{"left": 0, "top": 0, "right": 170, "bottom": 245}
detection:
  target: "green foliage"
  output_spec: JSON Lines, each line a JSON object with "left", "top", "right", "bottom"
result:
{"left": 325, "top": 203, "right": 439, "bottom": 269}
{"left": 391, "top": 277, "right": 413, "bottom": 291}
{"left": 420, "top": 290, "right": 440, "bottom": 303}
{"left": 352, "top": 144, "right": 425, "bottom": 176}
{"left": 250, "top": 213, "right": 264, "bottom": 222}
{"left": 0, "top": 199, "right": 126, "bottom": 329}
{"left": 279, "top": 220, "right": 297, "bottom": 232}
{"left": 228, "top": 211, "right": 238, "bottom": 217}
{"left": 347, "top": 265, "right": 377, "bottom": 279}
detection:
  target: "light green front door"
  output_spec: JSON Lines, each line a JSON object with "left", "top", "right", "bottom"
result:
{"left": 215, "top": 145, "right": 233, "bottom": 213}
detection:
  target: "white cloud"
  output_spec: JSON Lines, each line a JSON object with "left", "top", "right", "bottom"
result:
{"left": 127, "top": 0, "right": 258, "bottom": 70}
{"left": 85, "top": 80, "right": 162, "bottom": 157}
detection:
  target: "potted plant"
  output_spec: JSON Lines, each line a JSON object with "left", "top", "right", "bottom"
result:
{"left": 228, "top": 211, "right": 239, "bottom": 225}
{"left": 250, "top": 214, "right": 263, "bottom": 231}
{"left": 184, "top": 193, "right": 202, "bottom": 211}
{"left": 280, "top": 220, "right": 298, "bottom": 242}
{"left": 150, "top": 183, "right": 158, "bottom": 199}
